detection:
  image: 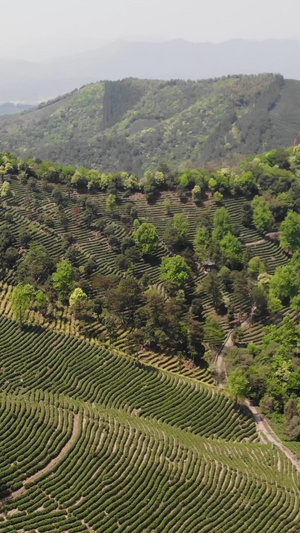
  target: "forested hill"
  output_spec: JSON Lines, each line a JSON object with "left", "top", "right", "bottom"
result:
{"left": 1, "top": 74, "right": 300, "bottom": 174}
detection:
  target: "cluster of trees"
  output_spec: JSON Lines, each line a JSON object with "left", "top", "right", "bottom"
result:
{"left": 2, "top": 148, "right": 300, "bottom": 436}
{"left": 226, "top": 317, "right": 300, "bottom": 440}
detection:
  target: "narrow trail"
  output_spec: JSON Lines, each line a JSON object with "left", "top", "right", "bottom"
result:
{"left": 215, "top": 311, "right": 300, "bottom": 474}
{"left": 2, "top": 413, "right": 80, "bottom": 502}
{"left": 244, "top": 400, "right": 300, "bottom": 474}
{"left": 245, "top": 239, "right": 267, "bottom": 247}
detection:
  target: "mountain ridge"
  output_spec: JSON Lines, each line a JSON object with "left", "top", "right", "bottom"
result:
{"left": 1, "top": 74, "right": 300, "bottom": 175}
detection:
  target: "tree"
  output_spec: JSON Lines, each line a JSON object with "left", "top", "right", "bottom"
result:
{"left": 213, "top": 191, "right": 223, "bottom": 203}
{"left": 291, "top": 294, "right": 300, "bottom": 318}
{"left": 218, "top": 265, "right": 232, "bottom": 291}
{"left": 11, "top": 284, "right": 35, "bottom": 325}
{"left": 232, "top": 271, "right": 251, "bottom": 316}
{"left": 193, "top": 227, "right": 210, "bottom": 260}
{"left": 231, "top": 327, "right": 245, "bottom": 345}
{"left": 69, "top": 287, "right": 88, "bottom": 318}
{"left": 163, "top": 198, "right": 171, "bottom": 215}
{"left": 107, "top": 278, "right": 141, "bottom": 323}
{"left": 268, "top": 294, "right": 283, "bottom": 315}
{"left": 106, "top": 194, "right": 116, "bottom": 212}
{"left": 160, "top": 255, "right": 191, "bottom": 290}
{"left": 269, "top": 264, "right": 300, "bottom": 301}
{"left": 0, "top": 181, "right": 12, "bottom": 198}
{"left": 133, "top": 222, "right": 159, "bottom": 256}
{"left": 247, "top": 256, "right": 266, "bottom": 278}
{"left": 200, "top": 272, "right": 224, "bottom": 312}
{"left": 192, "top": 185, "right": 202, "bottom": 203}
{"left": 17, "top": 242, "right": 53, "bottom": 285}
{"left": 52, "top": 259, "right": 75, "bottom": 301}
{"left": 251, "top": 196, "right": 273, "bottom": 232}
{"left": 163, "top": 214, "right": 189, "bottom": 251}
{"left": 220, "top": 233, "right": 242, "bottom": 266}
{"left": 284, "top": 398, "right": 298, "bottom": 421}
{"left": 212, "top": 207, "right": 232, "bottom": 241}
{"left": 285, "top": 416, "right": 300, "bottom": 441}
{"left": 35, "top": 290, "right": 48, "bottom": 315}
{"left": 251, "top": 285, "right": 268, "bottom": 317}
{"left": 226, "top": 369, "right": 250, "bottom": 402}
{"left": 280, "top": 211, "right": 300, "bottom": 251}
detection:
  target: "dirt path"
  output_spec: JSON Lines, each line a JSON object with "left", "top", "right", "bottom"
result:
{"left": 245, "top": 239, "right": 267, "bottom": 247}
{"left": 4, "top": 413, "right": 80, "bottom": 501}
{"left": 245, "top": 400, "right": 300, "bottom": 474}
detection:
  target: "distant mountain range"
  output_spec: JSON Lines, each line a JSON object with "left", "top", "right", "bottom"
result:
{"left": 1, "top": 74, "right": 300, "bottom": 175}
{"left": 1, "top": 39, "right": 300, "bottom": 104}
{"left": 0, "top": 103, "right": 34, "bottom": 116}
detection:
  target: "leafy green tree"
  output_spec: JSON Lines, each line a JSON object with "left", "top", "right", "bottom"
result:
{"left": 17, "top": 242, "right": 53, "bottom": 285}
{"left": 193, "top": 226, "right": 210, "bottom": 260}
{"left": 0, "top": 181, "right": 12, "bottom": 198}
{"left": 268, "top": 294, "right": 283, "bottom": 315}
{"left": 172, "top": 214, "right": 189, "bottom": 239}
{"left": 200, "top": 272, "right": 224, "bottom": 312}
{"left": 231, "top": 327, "right": 245, "bottom": 345}
{"left": 160, "top": 255, "right": 191, "bottom": 290}
{"left": 247, "top": 256, "right": 266, "bottom": 278}
{"left": 213, "top": 191, "right": 223, "bottom": 203}
{"left": 280, "top": 211, "right": 300, "bottom": 251}
{"left": 226, "top": 369, "right": 250, "bottom": 402}
{"left": 251, "top": 285, "right": 268, "bottom": 317}
{"left": 212, "top": 207, "right": 232, "bottom": 241}
{"left": 251, "top": 196, "right": 273, "bottom": 232}
{"left": 192, "top": 185, "right": 202, "bottom": 203}
{"left": 133, "top": 222, "right": 159, "bottom": 256}
{"left": 11, "top": 284, "right": 35, "bottom": 325}
{"left": 291, "top": 294, "right": 300, "bottom": 318}
{"left": 218, "top": 265, "right": 232, "bottom": 291}
{"left": 107, "top": 278, "right": 141, "bottom": 323}
{"left": 52, "top": 259, "right": 75, "bottom": 301}
{"left": 35, "top": 290, "right": 48, "bottom": 315}
{"left": 220, "top": 233, "right": 242, "bottom": 266}
{"left": 163, "top": 214, "right": 189, "bottom": 251}
{"left": 269, "top": 264, "right": 300, "bottom": 301}
{"left": 69, "top": 287, "right": 88, "bottom": 318}
{"left": 19, "top": 228, "right": 32, "bottom": 248}
{"left": 106, "top": 193, "right": 116, "bottom": 212}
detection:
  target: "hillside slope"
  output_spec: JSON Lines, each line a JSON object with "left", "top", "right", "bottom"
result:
{"left": 1, "top": 149, "right": 300, "bottom": 530}
{"left": 1, "top": 74, "right": 300, "bottom": 174}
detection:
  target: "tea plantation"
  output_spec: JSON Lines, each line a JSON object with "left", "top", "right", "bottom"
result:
{"left": 0, "top": 149, "right": 300, "bottom": 531}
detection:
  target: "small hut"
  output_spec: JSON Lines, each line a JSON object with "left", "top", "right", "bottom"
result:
{"left": 202, "top": 259, "right": 217, "bottom": 273}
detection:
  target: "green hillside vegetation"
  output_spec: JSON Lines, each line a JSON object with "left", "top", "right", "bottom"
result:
{"left": 1, "top": 147, "right": 300, "bottom": 530}
{"left": 1, "top": 74, "right": 300, "bottom": 174}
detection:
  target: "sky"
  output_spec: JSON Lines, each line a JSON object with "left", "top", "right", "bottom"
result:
{"left": 2, "top": 0, "right": 300, "bottom": 61}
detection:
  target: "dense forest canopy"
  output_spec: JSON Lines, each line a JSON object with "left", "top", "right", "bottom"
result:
{"left": 1, "top": 74, "right": 300, "bottom": 174}
{"left": 1, "top": 145, "right": 300, "bottom": 445}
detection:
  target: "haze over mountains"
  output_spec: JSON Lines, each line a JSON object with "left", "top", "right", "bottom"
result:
{"left": 2, "top": 38, "right": 300, "bottom": 104}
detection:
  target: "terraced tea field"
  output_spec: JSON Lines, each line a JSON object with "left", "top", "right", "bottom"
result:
{"left": 1, "top": 169, "right": 300, "bottom": 531}
{"left": 0, "top": 312, "right": 299, "bottom": 532}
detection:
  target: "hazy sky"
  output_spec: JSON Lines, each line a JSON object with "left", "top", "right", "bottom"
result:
{"left": 2, "top": 0, "right": 300, "bottom": 60}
